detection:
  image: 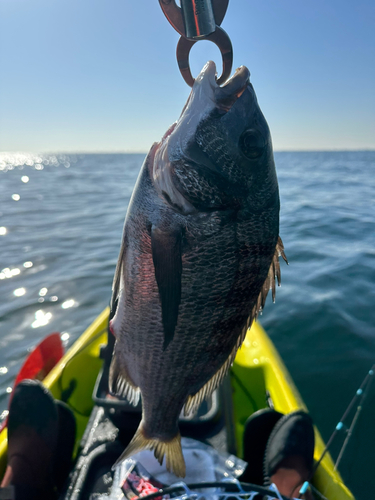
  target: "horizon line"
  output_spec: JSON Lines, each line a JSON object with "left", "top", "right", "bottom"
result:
{"left": 1, "top": 148, "right": 375, "bottom": 156}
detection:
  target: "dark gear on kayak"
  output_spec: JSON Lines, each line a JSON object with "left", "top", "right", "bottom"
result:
{"left": 0, "top": 380, "right": 314, "bottom": 500}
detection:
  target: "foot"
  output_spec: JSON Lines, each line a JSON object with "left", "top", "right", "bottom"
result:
{"left": 264, "top": 410, "right": 315, "bottom": 499}
{"left": 270, "top": 455, "right": 312, "bottom": 498}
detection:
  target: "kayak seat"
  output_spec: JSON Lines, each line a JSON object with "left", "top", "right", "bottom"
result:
{"left": 59, "top": 378, "right": 232, "bottom": 500}
{"left": 93, "top": 364, "right": 223, "bottom": 436}
{"left": 58, "top": 399, "right": 227, "bottom": 500}
{"left": 96, "top": 313, "right": 223, "bottom": 435}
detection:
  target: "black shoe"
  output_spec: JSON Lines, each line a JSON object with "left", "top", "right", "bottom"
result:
{"left": 263, "top": 410, "right": 315, "bottom": 491}
{"left": 7, "top": 379, "right": 59, "bottom": 498}
{"left": 240, "top": 408, "right": 283, "bottom": 485}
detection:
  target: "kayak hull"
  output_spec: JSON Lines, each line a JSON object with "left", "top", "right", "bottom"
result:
{"left": 0, "top": 308, "right": 354, "bottom": 499}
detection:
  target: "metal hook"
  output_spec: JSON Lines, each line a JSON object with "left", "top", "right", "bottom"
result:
{"left": 176, "top": 26, "right": 233, "bottom": 87}
{"left": 159, "top": 0, "right": 230, "bottom": 38}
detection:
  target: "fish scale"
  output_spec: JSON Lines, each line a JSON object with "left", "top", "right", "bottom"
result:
{"left": 109, "top": 62, "right": 285, "bottom": 477}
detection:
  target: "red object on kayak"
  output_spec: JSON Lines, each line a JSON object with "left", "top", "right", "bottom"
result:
{"left": 14, "top": 333, "right": 64, "bottom": 385}
{"left": 0, "top": 333, "right": 64, "bottom": 433}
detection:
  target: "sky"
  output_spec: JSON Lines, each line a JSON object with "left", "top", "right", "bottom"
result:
{"left": 0, "top": 0, "right": 374, "bottom": 153}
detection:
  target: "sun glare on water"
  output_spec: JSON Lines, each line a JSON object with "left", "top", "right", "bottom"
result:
{"left": 31, "top": 310, "right": 52, "bottom": 329}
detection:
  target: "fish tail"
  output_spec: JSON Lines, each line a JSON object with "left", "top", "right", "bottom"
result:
{"left": 112, "top": 422, "right": 186, "bottom": 477}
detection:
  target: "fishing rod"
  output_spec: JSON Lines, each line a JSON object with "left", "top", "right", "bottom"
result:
{"left": 333, "top": 365, "right": 374, "bottom": 473}
{"left": 298, "top": 364, "right": 375, "bottom": 498}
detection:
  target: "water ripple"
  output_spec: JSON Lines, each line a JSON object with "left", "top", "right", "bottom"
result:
{"left": 0, "top": 151, "right": 374, "bottom": 497}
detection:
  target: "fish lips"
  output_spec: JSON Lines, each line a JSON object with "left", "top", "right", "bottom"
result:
{"left": 166, "top": 62, "right": 251, "bottom": 162}
{"left": 175, "top": 61, "right": 251, "bottom": 128}
{"left": 200, "top": 61, "right": 251, "bottom": 112}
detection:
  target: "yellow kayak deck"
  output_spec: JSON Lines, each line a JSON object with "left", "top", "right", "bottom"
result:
{"left": 0, "top": 307, "right": 354, "bottom": 499}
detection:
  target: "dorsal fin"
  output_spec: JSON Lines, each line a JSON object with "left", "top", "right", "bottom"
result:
{"left": 251, "top": 236, "right": 288, "bottom": 320}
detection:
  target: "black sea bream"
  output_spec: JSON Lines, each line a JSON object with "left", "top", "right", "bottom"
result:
{"left": 109, "top": 61, "right": 286, "bottom": 476}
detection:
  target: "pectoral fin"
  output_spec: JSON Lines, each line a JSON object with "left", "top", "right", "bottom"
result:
{"left": 151, "top": 226, "right": 183, "bottom": 350}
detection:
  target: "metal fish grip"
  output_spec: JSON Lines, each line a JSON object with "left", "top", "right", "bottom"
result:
{"left": 159, "top": 0, "right": 233, "bottom": 87}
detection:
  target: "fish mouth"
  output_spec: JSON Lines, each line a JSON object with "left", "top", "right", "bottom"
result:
{"left": 196, "top": 61, "right": 251, "bottom": 111}
{"left": 158, "top": 61, "right": 251, "bottom": 175}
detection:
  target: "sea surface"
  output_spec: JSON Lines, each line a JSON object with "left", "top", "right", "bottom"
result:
{"left": 0, "top": 151, "right": 374, "bottom": 498}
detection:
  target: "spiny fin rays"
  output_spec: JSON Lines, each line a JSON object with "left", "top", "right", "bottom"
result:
{"left": 108, "top": 352, "right": 141, "bottom": 406}
{"left": 184, "top": 236, "right": 287, "bottom": 417}
{"left": 112, "top": 424, "right": 186, "bottom": 478}
{"left": 252, "top": 236, "right": 288, "bottom": 319}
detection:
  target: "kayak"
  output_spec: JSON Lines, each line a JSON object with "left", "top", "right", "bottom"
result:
{"left": 0, "top": 307, "right": 354, "bottom": 499}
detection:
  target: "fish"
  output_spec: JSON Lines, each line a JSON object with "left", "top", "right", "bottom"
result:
{"left": 109, "top": 61, "right": 287, "bottom": 477}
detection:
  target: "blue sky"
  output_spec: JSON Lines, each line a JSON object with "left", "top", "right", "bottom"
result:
{"left": 0, "top": 0, "right": 374, "bottom": 152}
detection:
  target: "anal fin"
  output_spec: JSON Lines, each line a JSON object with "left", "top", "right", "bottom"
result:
{"left": 108, "top": 349, "right": 140, "bottom": 406}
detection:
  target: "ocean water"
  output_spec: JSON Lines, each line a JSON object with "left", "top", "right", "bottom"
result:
{"left": 0, "top": 151, "right": 374, "bottom": 498}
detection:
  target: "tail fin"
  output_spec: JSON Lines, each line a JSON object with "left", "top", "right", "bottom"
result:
{"left": 112, "top": 422, "right": 186, "bottom": 477}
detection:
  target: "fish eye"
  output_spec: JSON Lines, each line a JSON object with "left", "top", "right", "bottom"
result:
{"left": 239, "top": 129, "right": 266, "bottom": 159}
